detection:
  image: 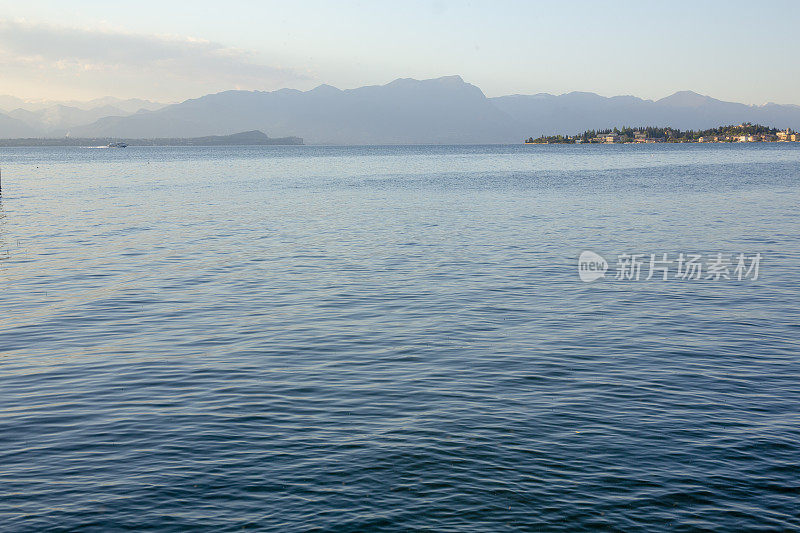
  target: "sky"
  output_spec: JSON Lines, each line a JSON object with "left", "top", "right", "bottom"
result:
{"left": 0, "top": 0, "right": 798, "bottom": 105}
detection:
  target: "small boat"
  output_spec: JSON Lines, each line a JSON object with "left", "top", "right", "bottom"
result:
{"left": 107, "top": 142, "right": 128, "bottom": 148}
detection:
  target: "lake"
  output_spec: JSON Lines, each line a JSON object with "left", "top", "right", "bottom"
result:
{"left": 1, "top": 143, "right": 799, "bottom": 531}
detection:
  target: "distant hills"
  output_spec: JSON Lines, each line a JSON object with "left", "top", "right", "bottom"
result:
{"left": 492, "top": 90, "right": 800, "bottom": 139}
{"left": 0, "top": 96, "right": 165, "bottom": 114}
{"left": 0, "top": 112, "right": 39, "bottom": 138}
{"left": 2, "top": 78, "right": 800, "bottom": 144}
{"left": 0, "top": 97, "right": 167, "bottom": 137}
{"left": 0, "top": 130, "right": 302, "bottom": 147}
{"left": 60, "top": 76, "right": 512, "bottom": 144}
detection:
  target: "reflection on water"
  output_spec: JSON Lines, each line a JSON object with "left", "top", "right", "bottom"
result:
{"left": 0, "top": 144, "right": 799, "bottom": 531}
{"left": 0, "top": 196, "right": 10, "bottom": 265}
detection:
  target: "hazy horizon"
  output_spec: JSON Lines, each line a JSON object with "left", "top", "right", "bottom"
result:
{"left": 1, "top": 1, "right": 798, "bottom": 105}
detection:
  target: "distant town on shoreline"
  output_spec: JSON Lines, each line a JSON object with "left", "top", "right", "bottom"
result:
{"left": 525, "top": 124, "right": 800, "bottom": 144}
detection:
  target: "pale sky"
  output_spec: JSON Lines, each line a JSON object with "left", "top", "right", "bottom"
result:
{"left": 0, "top": 0, "right": 798, "bottom": 104}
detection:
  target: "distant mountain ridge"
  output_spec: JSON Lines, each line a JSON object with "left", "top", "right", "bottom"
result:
{"left": 8, "top": 104, "right": 130, "bottom": 132}
{"left": 0, "top": 96, "right": 167, "bottom": 137}
{"left": 0, "top": 96, "right": 165, "bottom": 114}
{"left": 490, "top": 90, "right": 800, "bottom": 139}
{"left": 62, "top": 76, "right": 513, "bottom": 144}
{"left": 2, "top": 78, "right": 799, "bottom": 143}
{"left": 0, "top": 130, "right": 302, "bottom": 147}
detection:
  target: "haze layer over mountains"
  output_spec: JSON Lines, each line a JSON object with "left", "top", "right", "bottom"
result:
{"left": 2, "top": 76, "right": 799, "bottom": 144}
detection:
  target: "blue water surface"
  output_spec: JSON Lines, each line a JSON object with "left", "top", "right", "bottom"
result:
{"left": 0, "top": 143, "right": 799, "bottom": 531}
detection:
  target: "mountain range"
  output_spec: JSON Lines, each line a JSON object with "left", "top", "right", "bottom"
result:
{"left": 2, "top": 77, "right": 799, "bottom": 143}
{"left": 0, "top": 97, "right": 167, "bottom": 138}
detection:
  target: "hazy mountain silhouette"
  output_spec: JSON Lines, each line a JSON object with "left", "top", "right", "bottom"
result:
{"left": 0, "top": 112, "right": 39, "bottom": 138}
{"left": 491, "top": 90, "right": 800, "bottom": 137}
{"left": 0, "top": 97, "right": 167, "bottom": 137}
{"left": 3, "top": 78, "right": 800, "bottom": 142}
{"left": 66, "top": 76, "right": 516, "bottom": 143}
{"left": 8, "top": 104, "right": 131, "bottom": 133}
{"left": 0, "top": 96, "right": 165, "bottom": 114}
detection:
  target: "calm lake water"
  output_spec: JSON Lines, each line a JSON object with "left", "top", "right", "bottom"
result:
{"left": 1, "top": 144, "right": 799, "bottom": 531}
